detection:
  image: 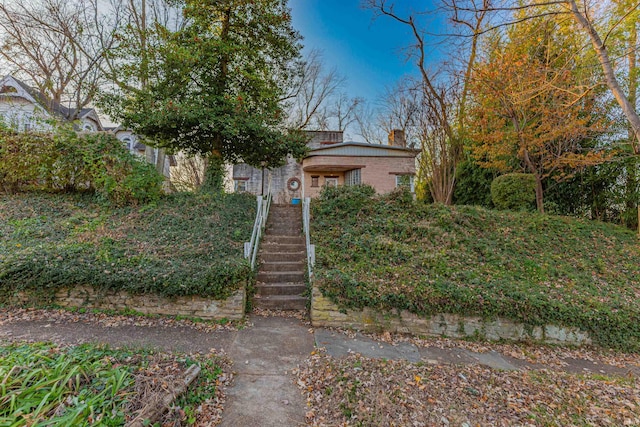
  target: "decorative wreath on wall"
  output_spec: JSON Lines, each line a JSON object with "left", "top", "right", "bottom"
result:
{"left": 287, "top": 177, "right": 301, "bottom": 191}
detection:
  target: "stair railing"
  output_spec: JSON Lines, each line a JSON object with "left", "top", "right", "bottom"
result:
{"left": 244, "top": 179, "right": 272, "bottom": 270}
{"left": 302, "top": 197, "right": 315, "bottom": 278}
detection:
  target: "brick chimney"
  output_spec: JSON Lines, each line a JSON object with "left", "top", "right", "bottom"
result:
{"left": 306, "top": 130, "right": 343, "bottom": 149}
{"left": 388, "top": 129, "right": 406, "bottom": 148}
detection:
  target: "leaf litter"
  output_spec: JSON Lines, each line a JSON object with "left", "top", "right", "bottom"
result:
{"left": 0, "top": 307, "right": 240, "bottom": 333}
{"left": 296, "top": 350, "right": 640, "bottom": 426}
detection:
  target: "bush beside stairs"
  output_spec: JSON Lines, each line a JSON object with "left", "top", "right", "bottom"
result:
{"left": 254, "top": 204, "right": 307, "bottom": 310}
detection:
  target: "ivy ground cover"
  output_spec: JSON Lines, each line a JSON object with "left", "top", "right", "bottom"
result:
{"left": 311, "top": 186, "right": 640, "bottom": 351}
{"left": 0, "top": 192, "right": 256, "bottom": 300}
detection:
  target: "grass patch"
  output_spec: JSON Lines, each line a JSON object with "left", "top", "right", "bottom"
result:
{"left": 0, "top": 343, "right": 133, "bottom": 426}
{"left": 311, "top": 186, "right": 640, "bottom": 351}
{"left": 0, "top": 342, "right": 228, "bottom": 426}
{"left": 0, "top": 191, "right": 256, "bottom": 301}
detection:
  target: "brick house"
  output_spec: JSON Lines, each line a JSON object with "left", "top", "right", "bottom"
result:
{"left": 232, "top": 130, "right": 418, "bottom": 203}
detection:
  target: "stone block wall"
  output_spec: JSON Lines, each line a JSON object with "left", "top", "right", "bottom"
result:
{"left": 311, "top": 286, "right": 591, "bottom": 346}
{"left": 9, "top": 286, "right": 246, "bottom": 320}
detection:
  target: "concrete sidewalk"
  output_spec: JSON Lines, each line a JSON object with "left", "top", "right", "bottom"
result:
{"left": 1, "top": 313, "right": 637, "bottom": 426}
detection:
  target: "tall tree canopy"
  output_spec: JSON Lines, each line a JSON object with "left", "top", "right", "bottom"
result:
{"left": 102, "top": 0, "right": 307, "bottom": 184}
{"left": 469, "top": 13, "right": 609, "bottom": 213}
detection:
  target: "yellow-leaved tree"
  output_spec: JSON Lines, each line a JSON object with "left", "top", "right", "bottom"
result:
{"left": 469, "top": 14, "right": 610, "bottom": 213}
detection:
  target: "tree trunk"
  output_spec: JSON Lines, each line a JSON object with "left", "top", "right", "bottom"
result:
{"left": 568, "top": 0, "right": 640, "bottom": 154}
{"left": 201, "top": 152, "right": 225, "bottom": 194}
{"left": 523, "top": 148, "right": 544, "bottom": 213}
{"left": 534, "top": 175, "right": 544, "bottom": 214}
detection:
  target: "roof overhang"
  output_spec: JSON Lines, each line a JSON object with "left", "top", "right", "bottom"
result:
{"left": 306, "top": 142, "right": 420, "bottom": 158}
{"left": 303, "top": 164, "right": 366, "bottom": 172}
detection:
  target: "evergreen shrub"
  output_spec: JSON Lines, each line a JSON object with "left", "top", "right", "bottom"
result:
{"left": 0, "top": 126, "right": 163, "bottom": 206}
{"left": 491, "top": 173, "right": 536, "bottom": 211}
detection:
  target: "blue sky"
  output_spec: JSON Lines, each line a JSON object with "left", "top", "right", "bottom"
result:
{"left": 288, "top": 0, "right": 444, "bottom": 104}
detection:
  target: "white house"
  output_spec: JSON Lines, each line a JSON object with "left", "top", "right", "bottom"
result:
{"left": 0, "top": 75, "right": 103, "bottom": 132}
{"left": 0, "top": 74, "right": 173, "bottom": 177}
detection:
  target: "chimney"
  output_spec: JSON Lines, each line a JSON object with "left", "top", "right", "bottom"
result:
{"left": 306, "top": 130, "right": 344, "bottom": 149}
{"left": 388, "top": 129, "right": 406, "bottom": 148}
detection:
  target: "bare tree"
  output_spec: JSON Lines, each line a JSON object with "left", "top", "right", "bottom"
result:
{"left": 355, "top": 103, "right": 387, "bottom": 144}
{"left": 0, "top": 0, "right": 107, "bottom": 119}
{"left": 416, "top": 83, "right": 459, "bottom": 204}
{"left": 94, "top": 0, "right": 184, "bottom": 177}
{"left": 170, "top": 153, "right": 206, "bottom": 192}
{"left": 366, "top": 0, "right": 488, "bottom": 203}
{"left": 284, "top": 49, "right": 345, "bottom": 130}
{"left": 330, "top": 92, "right": 364, "bottom": 132}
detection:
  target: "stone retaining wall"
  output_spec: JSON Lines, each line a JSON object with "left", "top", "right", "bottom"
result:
{"left": 311, "top": 286, "right": 591, "bottom": 346}
{"left": 10, "top": 286, "right": 246, "bottom": 321}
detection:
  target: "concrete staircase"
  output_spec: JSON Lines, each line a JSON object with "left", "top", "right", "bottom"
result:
{"left": 254, "top": 204, "right": 307, "bottom": 311}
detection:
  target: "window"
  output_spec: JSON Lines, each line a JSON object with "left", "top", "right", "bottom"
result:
{"left": 234, "top": 180, "right": 248, "bottom": 192}
{"left": 311, "top": 176, "right": 319, "bottom": 187}
{"left": 287, "top": 177, "right": 301, "bottom": 191}
{"left": 345, "top": 169, "right": 361, "bottom": 186}
{"left": 83, "top": 123, "right": 94, "bottom": 132}
{"left": 395, "top": 175, "right": 415, "bottom": 192}
{"left": 324, "top": 176, "right": 339, "bottom": 187}
{"left": 23, "top": 114, "right": 34, "bottom": 132}
{"left": 121, "top": 137, "right": 132, "bottom": 150}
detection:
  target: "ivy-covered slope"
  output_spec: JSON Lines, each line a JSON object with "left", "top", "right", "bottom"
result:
{"left": 311, "top": 186, "right": 640, "bottom": 351}
{"left": 0, "top": 192, "right": 256, "bottom": 300}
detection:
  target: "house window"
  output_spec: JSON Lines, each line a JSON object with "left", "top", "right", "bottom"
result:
{"left": 121, "top": 137, "right": 132, "bottom": 150}
{"left": 234, "top": 180, "right": 248, "bottom": 192}
{"left": 324, "top": 176, "right": 339, "bottom": 188}
{"left": 395, "top": 175, "right": 415, "bottom": 192}
{"left": 345, "top": 169, "right": 361, "bottom": 186}
{"left": 23, "top": 114, "right": 34, "bottom": 131}
{"left": 83, "top": 123, "right": 94, "bottom": 132}
{"left": 311, "top": 176, "right": 319, "bottom": 187}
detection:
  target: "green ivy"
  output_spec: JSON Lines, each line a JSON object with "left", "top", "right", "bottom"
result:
{"left": 0, "top": 192, "right": 256, "bottom": 300}
{"left": 311, "top": 186, "right": 640, "bottom": 351}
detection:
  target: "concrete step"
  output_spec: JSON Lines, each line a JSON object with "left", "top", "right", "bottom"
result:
{"left": 270, "top": 204, "right": 302, "bottom": 210}
{"left": 265, "top": 229, "right": 302, "bottom": 237}
{"left": 268, "top": 209, "right": 301, "bottom": 215}
{"left": 268, "top": 214, "right": 302, "bottom": 221}
{"left": 255, "top": 282, "right": 307, "bottom": 296}
{"left": 260, "top": 251, "right": 306, "bottom": 263}
{"left": 253, "top": 294, "right": 307, "bottom": 311}
{"left": 257, "top": 271, "right": 305, "bottom": 283}
{"left": 260, "top": 261, "right": 305, "bottom": 272}
{"left": 267, "top": 226, "right": 302, "bottom": 231}
{"left": 262, "top": 235, "right": 304, "bottom": 245}
{"left": 260, "top": 242, "right": 306, "bottom": 252}
{"left": 267, "top": 220, "right": 302, "bottom": 226}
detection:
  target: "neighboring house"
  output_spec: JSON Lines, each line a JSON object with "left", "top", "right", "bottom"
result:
{"left": 104, "top": 126, "right": 175, "bottom": 178}
{"left": 0, "top": 75, "right": 103, "bottom": 132}
{"left": 0, "top": 75, "right": 173, "bottom": 177}
{"left": 232, "top": 130, "right": 418, "bottom": 203}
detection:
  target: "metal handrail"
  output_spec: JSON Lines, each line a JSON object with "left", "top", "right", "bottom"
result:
{"left": 302, "top": 197, "right": 315, "bottom": 278}
{"left": 244, "top": 178, "right": 272, "bottom": 270}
